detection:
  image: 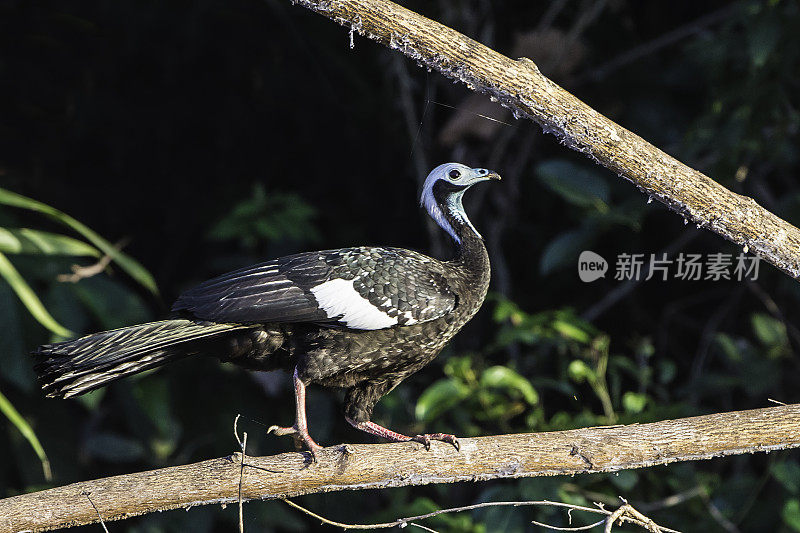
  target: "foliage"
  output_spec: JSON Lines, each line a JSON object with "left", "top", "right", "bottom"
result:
{"left": 0, "top": 389, "right": 51, "bottom": 481}
{"left": 209, "top": 183, "right": 319, "bottom": 251}
{"left": 0, "top": 191, "right": 159, "bottom": 486}
{"left": 0, "top": 188, "right": 157, "bottom": 295}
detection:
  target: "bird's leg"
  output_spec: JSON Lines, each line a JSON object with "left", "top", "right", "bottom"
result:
{"left": 345, "top": 417, "right": 460, "bottom": 451}
{"left": 268, "top": 367, "right": 323, "bottom": 461}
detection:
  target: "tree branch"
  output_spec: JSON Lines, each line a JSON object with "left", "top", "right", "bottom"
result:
{"left": 2, "top": 404, "right": 799, "bottom": 532}
{"left": 291, "top": 0, "right": 800, "bottom": 279}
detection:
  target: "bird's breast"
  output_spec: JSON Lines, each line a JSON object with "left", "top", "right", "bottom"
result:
{"left": 296, "top": 316, "right": 460, "bottom": 387}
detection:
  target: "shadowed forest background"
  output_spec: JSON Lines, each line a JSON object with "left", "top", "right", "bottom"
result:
{"left": 2, "top": 1, "right": 800, "bottom": 531}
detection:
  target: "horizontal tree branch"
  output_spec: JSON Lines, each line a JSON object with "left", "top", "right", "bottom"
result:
{"left": 291, "top": 0, "right": 800, "bottom": 279}
{"left": 3, "top": 404, "right": 799, "bottom": 532}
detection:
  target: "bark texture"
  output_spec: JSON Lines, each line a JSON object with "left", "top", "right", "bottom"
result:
{"left": 291, "top": 0, "right": 800, "bottom": 279}
{"left": 2, "top": 404, "right": 799, "bottom": 532}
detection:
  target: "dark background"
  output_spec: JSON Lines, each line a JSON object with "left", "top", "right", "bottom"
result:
{"left": 2, "top": 1, "right": 800, "bottom": 531}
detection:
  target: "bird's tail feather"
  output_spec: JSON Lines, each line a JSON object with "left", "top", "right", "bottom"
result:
{"left": 34, "top": 319, "right": 254, "bottom": 398}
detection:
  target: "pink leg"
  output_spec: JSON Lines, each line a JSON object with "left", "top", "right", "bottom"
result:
{"left": 346, "top": 417, "right": 460, "bottom": 451}
{"left": 268, "top": 367, "right": 323, "bottom": 461}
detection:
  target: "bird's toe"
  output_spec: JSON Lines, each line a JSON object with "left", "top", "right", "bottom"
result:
{"left": 411, "top": 434, "right": 432, "bottom": 450}
{"left": 267, "top": 424, "right": 297, "bottom": 436}
{"left": 412, "top": 433, "right": 460, "bottom": 451}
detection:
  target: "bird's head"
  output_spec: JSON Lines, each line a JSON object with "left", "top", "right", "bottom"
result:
{"left": 420, "top": 163, "right": 501, "bottom": 243}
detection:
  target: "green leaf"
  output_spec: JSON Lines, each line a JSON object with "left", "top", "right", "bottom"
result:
{"left": 76, "top": 389, "right": 106, "bottom": 411}
{"left": 772, "top": 461, "right": 800, "bottom": 494}
{"left": 748, "top": 17, "right": 779, "bottom": 68}
{"left": 622, "top": 391, "right": 648, "bottom": 414}
{"left": 609, "top": 470, "right": 639, "bottom": 491}
{"left": 443, "top": 355, "right": 477, "bottom": 383}
{"left": 751, "top": 313, "right": 788, "bottom": 348}
{"left": 0, "top": 251, "right": 72, "bottom": 337}
{"left": 72, "top": 276, "right": 151, "bottom": 330}
{"left": 415, "top": 378, "right": 470, "bottom": 422}
{"left": 492, "top": 297, "right": 526, "bottom": 325}
{"left": 568, "top": 360, "right": 595, "bottom": 383}
{"left": 0, "top": 187, "right": 158, "bottom": 294}
{"left": 535, "top": 159, "right": 610, "bottom": 209}
{"left": 783, "top": 499, "right": 800, "bottom": 532}
{"left": 715, "top": 333, "right": 742, "bottom": 361}
{"left": 0, "top": 283, "right": 35, "bottom": 391}
{"left": 0, "top": 389, "right": 52, "bottom": 481}
{"left": 539, "top": 229, "right": 590, "bottom": 275}
{"left": 133, "top": 378, "right": 180, "bottom": 459}
{"left": 0, "top": 227, "right": 100, "bottom": 257}
{"left": 657, "top": 360, "right": 677, "bottom": 384}
{"left": 552, "top": 318, "right": 591, "bottom": 343}
{"left": 209, "top": 185, "right": 319, "bottom": 249}
{"left": 480, "top": 366, "right": 539, "bottom": 405}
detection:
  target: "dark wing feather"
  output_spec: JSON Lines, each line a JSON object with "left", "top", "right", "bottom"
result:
{"left": 172, "top": 247, "right": 457, "bottom": 329}
{"left": 172, "top": 253, "right": 330, "bottom": 323}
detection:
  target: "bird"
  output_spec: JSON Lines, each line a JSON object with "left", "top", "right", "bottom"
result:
{"left": 34, "top": 163, "right": 500, "bottom": 460}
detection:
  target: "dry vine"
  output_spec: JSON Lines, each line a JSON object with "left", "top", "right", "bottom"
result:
{"left": 280, "top": 496, "right": 676, "bottom": 532}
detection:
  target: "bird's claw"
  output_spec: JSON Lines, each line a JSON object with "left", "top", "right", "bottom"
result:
{"left": 411, "top": 433, "right": 460, "bottom": 451}
{"left": 267, "top": 424, "right": 322, "bottom": 463}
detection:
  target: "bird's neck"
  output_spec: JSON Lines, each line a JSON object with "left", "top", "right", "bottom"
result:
{"left": 428, "top": 190, "right": 489, "bottom": 274}
{"left": 435, "top": 196, "right": 491, "bottom": 313}
{"left": 424, "top": 182, "right": 479, "bottom": 243}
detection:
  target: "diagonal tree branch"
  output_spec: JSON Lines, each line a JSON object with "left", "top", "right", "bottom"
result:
{"left": 291, "top": 0, "right": 800, "bottom": 279}
{"left": 2, "top": 404, "right": 799, "bottom": 532}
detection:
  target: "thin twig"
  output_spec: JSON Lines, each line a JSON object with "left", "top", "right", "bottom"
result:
{"left": 536, "top": 0, "right": 568, "bottom": 32}
{"left": 689, "top": 286, "right": 745, "bottom": 403}
{"left": 532, "top": 519, "right": 605, "bottom": 531}
{"left": 58, "top": 238, "right": 129, "bottom": 283}
{"left": 747, "top": 280, "right": 800, "bottom": 355}
{"left": 554, "top": 0, "right": 606, "bottom": 70}
{"left": 281, "top": 498, "right": 679, "bottom": 532}
{"left": 82, "top": 491, "right": 109, "bottom": 533}
{"left": 428, "top": 100, "right": 514, "bottom": 127}
{"left": 233, "top": 413, "right": 248, "bottom": 533}
{"left": 605, "top": 499, "right": 663, "bottom": 533}
{"left": 239, "top": 431, "right": 247, "bottom": 533}
{"left": 233, "top": 413, "right": 244, "bottom": 448}
{"left": 702, "top": 495, "right": 739, "bottom": 533}
{"left": 408, "top": 523, "right": 438, "bottom": 533}
{"left": 575, "top": 5, "right": 736, "bottom": 85}
{"left": 635, "top": 486, "right": 705, "bottom": 513}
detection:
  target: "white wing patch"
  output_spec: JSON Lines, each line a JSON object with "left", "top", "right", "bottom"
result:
{"left": 310, "top": 278, "right": 397, "bottom": 330}
{"left": 402, "top": 310, "right": 418, "bottom": 324}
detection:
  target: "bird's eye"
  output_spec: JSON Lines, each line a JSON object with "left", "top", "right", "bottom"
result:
{"left": 448, "top": 169, "right": 461, "bottom": 180}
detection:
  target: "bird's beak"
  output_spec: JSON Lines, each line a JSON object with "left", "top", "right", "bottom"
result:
{"left": 469, "top": 168, "right": 501, "bottom": 184}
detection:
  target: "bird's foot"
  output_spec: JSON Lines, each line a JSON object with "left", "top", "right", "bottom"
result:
{"left": 268, "top": 424, "right": 323, "bottom": 462}
{"left": 410, "top": 433, "right": 460, "bottom": 451}
{"left": 346, "top": 418, "right": 461, "bottom": 452}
